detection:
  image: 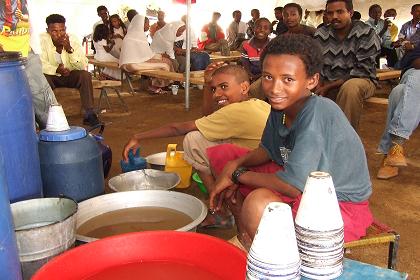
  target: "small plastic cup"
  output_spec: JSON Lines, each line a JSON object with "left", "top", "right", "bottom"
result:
{"left": 46, "top": 104, "right": 70, "bottom": 132}
{"left": 171, "top": 84, "right": 179, "bottom": 95}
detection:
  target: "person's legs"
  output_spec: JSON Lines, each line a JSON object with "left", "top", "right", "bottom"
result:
{"left": 377, "top": 69, "right": 420, "bottom": 178}
{"left": 25, "top": 53, "right": 57, "bottom": 129}
{"left": 382, "top": 47, "right": 398, "bottom": 68}
{"left": 335, "top": 78, "right": 376, "bottom": 130}
{"left": 183, "top": 131, "right": 228, "bottom": 191}
{"left": 175, "top": 55, "right": 186, "bottom": 73}
{"left": 65, "top": 70, "right": 94, "bottom": 112}
{"left": 238, "top": 188, "right": 283, "bottom": 250}
{"left": 190, "top": 52, "right": 210, "bottom": 71}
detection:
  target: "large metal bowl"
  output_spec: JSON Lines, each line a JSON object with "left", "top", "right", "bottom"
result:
{"left": 76, "top": 190, "right": 208, "bottom": 243}
{"left": 108, "top": 169, "right": 180, "bottom": 192}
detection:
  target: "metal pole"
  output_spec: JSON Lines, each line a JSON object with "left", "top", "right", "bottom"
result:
{"left": 184, "top": 0, "right": 192, "bottom": 110}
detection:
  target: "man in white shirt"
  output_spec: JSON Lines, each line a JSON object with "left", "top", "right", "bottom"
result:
{"left": 226, "top": 10, "right": 247, "bottom": 50}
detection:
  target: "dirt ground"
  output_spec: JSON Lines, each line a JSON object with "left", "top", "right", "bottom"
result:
{"left": 56, "top": 80, "right": 419, "bottom": 278}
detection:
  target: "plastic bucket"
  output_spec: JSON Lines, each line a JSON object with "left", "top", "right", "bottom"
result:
{"left": 0, "top": 51, "right": 43, "bottom": 202}
{"left": 11, "top": 198, "right": 78, "bottom": 279}
{"left": 33, "top": 231, "right": 247, "bottom": 280}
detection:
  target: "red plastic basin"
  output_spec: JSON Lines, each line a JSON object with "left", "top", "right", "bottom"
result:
{"left": 33, "top": 231, "right": 247, "bottom": 280}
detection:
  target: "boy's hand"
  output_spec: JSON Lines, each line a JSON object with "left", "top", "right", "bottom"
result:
{"left": 122, "top": 136, "right": 141, "bottom": 162}
{"left": 209, "top": 160, "right": 240, "bottom": 211}
{"left": 204, "top": 61, "right": 227, "bottom": 84}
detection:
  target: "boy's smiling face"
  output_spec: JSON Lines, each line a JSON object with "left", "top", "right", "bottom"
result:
{"left": 261, "top": 54, "right": 318, "bottom": 112}
{"left": 209, "top": 73, "right": 249, "bottom": 107}
{"left": 254, "top": 20, "right": 272, "bottom": 40}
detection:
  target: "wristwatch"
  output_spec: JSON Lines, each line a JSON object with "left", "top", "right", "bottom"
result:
{"left": 231, "top": 167, "right": 249, "bottom": 185}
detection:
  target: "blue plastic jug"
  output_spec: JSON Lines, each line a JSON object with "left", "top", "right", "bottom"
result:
{"left": 38, "top": 126, "right": 104, "bottom": 202}
{"left": 0, "top": 51, "right": 43, "bottom": 202}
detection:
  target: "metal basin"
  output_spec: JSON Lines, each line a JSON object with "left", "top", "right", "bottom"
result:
{"left": 108, "top": 169, "right": 180, "bottom": 192}
{"left": 76, "top": 190, "right": 207, "bottom": 243}
{"left": 145, "top": 152, "right": 166, "bottom": 170}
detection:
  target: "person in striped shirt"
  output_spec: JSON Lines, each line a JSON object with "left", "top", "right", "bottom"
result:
{"left": 314, "top": 0, "right": 380, "bottom": 131}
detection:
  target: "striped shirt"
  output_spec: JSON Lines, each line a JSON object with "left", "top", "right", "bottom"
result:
{"left": 314, "top": 20, "right": 380, "bottom": 82}
{"left": 241, "top": 38, "right": 269, "bottom": 76}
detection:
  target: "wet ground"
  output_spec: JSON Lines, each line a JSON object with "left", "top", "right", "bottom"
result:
{"left": 56, "top": 80, "right": 419, "bottom": 278}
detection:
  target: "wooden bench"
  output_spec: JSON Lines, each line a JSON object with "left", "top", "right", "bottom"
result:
{"left": 210, "top": 51, "right": 242, "bottom": 63}
{"left": 92, "top": 80, "right": 128, "bottom": 112}
{"left": 87, "top": 58, "right": 206, "bottom": 95}
{"left": 376, "top": 69, "right": 401, "bottom": 81}
{"left": 365, "top": 97, "right": 389, "bottom": 105}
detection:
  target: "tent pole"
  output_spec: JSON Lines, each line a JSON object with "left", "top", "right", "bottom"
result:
{"left": 184, "top": 0, "right": 192, "bottom": 111}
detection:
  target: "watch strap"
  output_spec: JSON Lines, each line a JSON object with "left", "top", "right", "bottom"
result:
{"left": 231, "top": 167, "right": 249, "bottom": 185}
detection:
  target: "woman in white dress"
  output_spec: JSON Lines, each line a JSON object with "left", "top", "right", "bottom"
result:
{"left": 92, "top": 24, "right": 121, "bottom": 80}
{"left": 119, "top": 13, "right": 174, "bottom": 94}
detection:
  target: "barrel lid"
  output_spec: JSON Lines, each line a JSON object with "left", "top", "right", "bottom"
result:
{"left": 39, "top": 126, "right": 87, "bottom": 142}
{"left": 0, "top": 51, "right": 24, "bottom": 62}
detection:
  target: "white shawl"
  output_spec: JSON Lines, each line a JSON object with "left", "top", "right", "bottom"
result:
{"left": 119, "top": 14, "right": 154, "bottom": 66}
{"left": 150, "top": 21, "right": 184, "bottom": 59}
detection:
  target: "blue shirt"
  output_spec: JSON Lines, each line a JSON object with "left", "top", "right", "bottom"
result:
{"left": 260, "top": 95, "right": 372, "bottom": 202}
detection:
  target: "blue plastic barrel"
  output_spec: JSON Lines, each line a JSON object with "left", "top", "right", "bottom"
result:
{"left": 38, "top": 126, "right": 104, "bottom": 202}
{"left": 0, "top": 156, "right": 23, "bottom": 280}
{"left": 0, "top": 52, "right": 43, "bottom": 202}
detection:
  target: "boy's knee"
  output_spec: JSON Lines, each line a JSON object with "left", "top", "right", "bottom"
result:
{"left": 183, "top": 131, "right": 204, "bottom": 148}
{"left": 241, "top": 188, "right": 282, "bottom": 238}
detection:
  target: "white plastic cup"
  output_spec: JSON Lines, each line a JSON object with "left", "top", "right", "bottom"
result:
{"left": 171, "top": 84, "right": 179, "bottom": 95}
{"left": 248, "top": 202, "right": 301, "bottom": 266}
{"left": 45, "top": 105, "right": 70, "bottom": 132}
{"left": 295, "top": 171, "right": 343, "bottom": 232}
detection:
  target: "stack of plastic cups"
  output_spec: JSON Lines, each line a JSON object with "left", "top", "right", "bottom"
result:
{"left": 246, "top": 202, "right": 301, "bottom": 280}
{"left": 45, "top": 105, "right": 70, "bottom": 132}
{"left": 295, "top": 171, "right": 344, "bottom": 279}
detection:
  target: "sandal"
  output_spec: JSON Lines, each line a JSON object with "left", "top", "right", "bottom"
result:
{"left": 147, "top": 86, "right": 171, "bottom": 95}
{"left": 198, "top": 212, "right": 235, "bottom": 229}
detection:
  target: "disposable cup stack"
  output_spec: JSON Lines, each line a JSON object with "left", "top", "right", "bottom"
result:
{"left": 295, "top": 171, "right": 344, "bottom": 279}
{"left": 246, "top": 202, "right": 301, "bottom": 280}
{"left": 45, "top": 104, "right": 70, "bottom": 132}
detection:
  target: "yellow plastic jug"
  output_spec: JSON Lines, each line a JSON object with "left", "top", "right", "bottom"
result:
{"left": 164, "top": 144, "right": 192, "bottom": 188}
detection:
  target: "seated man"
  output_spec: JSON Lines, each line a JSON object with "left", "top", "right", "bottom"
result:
{"left": 314, "top": 0, "right": 380, "bottom": 131}
{"left": 174, "top": 16, "right": 210, "bottom": 72}
{"left": 377, "top": 44, "right": 420, "bottom": 179}
{"left": 398, "top": 4, "right": 420, "bottom": 51}
{"left": 226, "top": 10, "right": 247, "bottom": 51}
{"left": 366, "top": 4, "right": 398, "bottom": 68}
{"left": 246, "top": 9, "right": 260, "bottom": 39}
{"left": 272, "top": 6, "right": 287, "bottom": 35}
{"left": 149, "top": 10, "right": 166, "bottom": 38}
{"left": 40, "top": 14, "right": 100, "bottom": 127}
{"left": 122, "top": 64, "right": 270, "bottom": 194}
{"left": 198, "top": 12, "right": 226, "bottom": 52}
